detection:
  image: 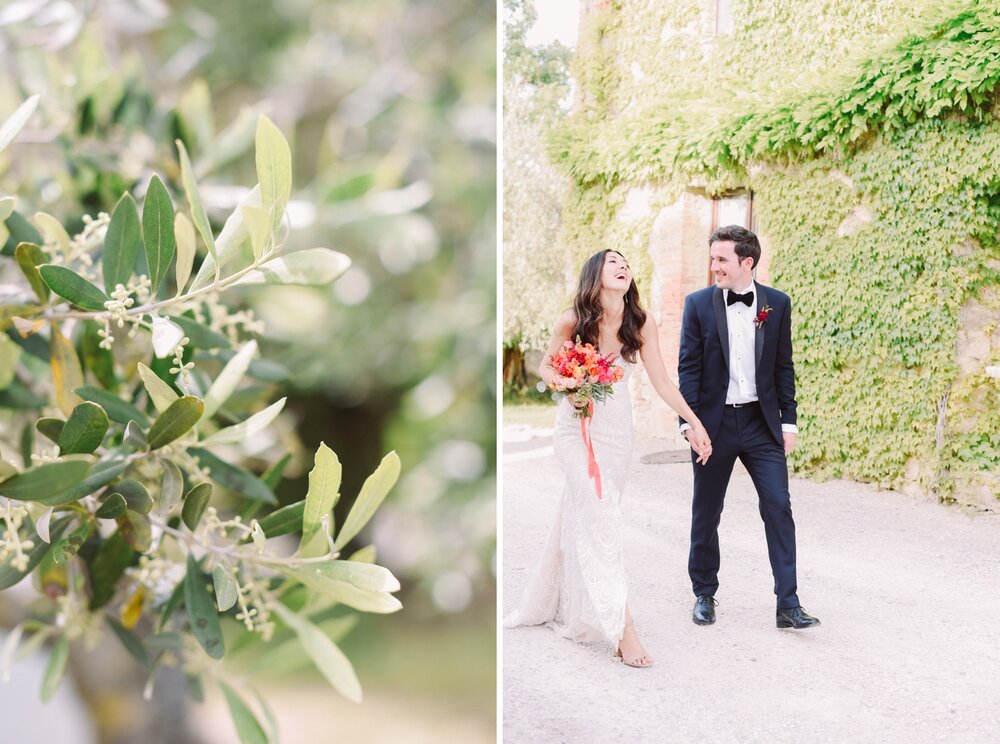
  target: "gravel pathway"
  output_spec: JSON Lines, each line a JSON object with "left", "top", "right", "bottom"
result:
{"left": 502, "top": 425, "right": 1000, "bottom": 744}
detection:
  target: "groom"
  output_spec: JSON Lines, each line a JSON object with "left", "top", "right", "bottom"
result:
{"left": 677, "top": 225, "right": 819, "bottom": 629}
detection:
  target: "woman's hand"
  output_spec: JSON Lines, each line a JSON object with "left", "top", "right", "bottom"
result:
{"left": 565, "top": 392, "right": 588, "bottom": 411}
{"left": 688, "top": 424, "right": 712, "bottom": 465}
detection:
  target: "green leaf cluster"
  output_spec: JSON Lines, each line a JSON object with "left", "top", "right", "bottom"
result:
{"left": 0, "top": 109, "right": 401, "bottom": 740}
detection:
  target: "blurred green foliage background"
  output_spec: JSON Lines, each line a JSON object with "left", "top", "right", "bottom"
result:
{"left": 0, "top": 0, "right": 495, "bottom": 740}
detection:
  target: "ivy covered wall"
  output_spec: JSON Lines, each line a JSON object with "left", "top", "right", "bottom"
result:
{"left": 546, "top": 0, "right": 1000, "bottom": 503}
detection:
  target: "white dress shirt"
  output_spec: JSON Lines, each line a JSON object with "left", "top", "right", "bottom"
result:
{"left": 725, "top": 280, "right": 759, "bottom": 405}
{"left": 682, "top": 280, "right": 798, "bottom": 435}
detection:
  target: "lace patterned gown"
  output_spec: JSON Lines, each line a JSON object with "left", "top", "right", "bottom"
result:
{"left": 505, "top": 359, "right": 635, "bottom": 648}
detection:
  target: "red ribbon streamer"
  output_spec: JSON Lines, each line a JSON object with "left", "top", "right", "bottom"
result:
{"left": 579, "top": 400, "right": 603, "bottom": 499}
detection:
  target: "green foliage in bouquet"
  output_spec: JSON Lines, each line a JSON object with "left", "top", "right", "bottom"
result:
{"left": 0, "top": 100, "right": 402, "bottom": 739}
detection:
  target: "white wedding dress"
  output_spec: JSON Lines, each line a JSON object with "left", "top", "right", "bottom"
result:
{"left": 505, "top": 359, "right": 634, "bottom": 648}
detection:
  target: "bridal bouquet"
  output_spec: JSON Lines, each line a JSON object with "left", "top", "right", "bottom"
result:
{"left": 542, "top": 339, "right": 623, "bottom": 419}
{"left": 538, "top": 339, "right": 622, "bottom": 500}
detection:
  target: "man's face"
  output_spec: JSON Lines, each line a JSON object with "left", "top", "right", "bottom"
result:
{"left": 709, "top": 240, "right": 753, "bottom": 291}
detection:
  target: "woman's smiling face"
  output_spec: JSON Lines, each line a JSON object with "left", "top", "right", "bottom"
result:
{"left": 601, "top": 251, "right": 632, "bottom": 291}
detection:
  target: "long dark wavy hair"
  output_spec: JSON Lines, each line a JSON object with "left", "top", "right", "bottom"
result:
{"left": 571, "top": 249, "right": 647, "bottom": 363}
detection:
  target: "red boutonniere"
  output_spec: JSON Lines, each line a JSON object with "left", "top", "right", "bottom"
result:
{"left": 754, "top": 305, "right": 772, "bottom": 328}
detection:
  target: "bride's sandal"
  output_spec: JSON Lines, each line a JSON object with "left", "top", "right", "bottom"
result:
{"left": 616, "top": 620, "right": 653, "bottom": 668}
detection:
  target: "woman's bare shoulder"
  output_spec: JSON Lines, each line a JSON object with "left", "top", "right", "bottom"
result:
{"left": 554, "top": 308, "right": 577, "bottom": 333}
{"left": 640, "top": 312, "right": 659, "bottom": 336}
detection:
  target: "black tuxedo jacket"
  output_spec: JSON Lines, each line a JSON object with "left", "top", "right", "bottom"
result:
{"left": 678, "top": 283, "right": 797, "bottom": 446}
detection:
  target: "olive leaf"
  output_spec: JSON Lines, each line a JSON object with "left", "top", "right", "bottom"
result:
{"left": 142, "top": 175, "right": 176, "bottom": 294}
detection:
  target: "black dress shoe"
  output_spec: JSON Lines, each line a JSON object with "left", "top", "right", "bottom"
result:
{"left": 776, "top": 606, "right": 820, "bottom": 629}
{"left": 692, "top": 595, "right": 718, "bottom": 625}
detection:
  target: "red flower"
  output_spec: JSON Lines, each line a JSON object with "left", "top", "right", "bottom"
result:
{"left": 542, "top": 338, "right": 624, "bottom": 418}
{"left": 754, "top": 305, "right": 773, "bottom": 328}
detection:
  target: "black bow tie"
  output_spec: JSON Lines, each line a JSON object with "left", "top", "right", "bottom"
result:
{"left": 727, "top": 290, "right": 753, "bottom": 307}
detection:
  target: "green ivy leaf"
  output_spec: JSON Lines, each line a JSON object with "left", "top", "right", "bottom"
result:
{"left": 39, "top": 265, "right": 109, "bottom": 311}
{"left": 103, "top": 193, "right": 142, "bottom": 292}
{"left": 147, "top": 396, "right": 204, "bottom": 449}
{"left": 58, "top": 401, "right": 110, "bottom": 455}
{"left": 334, "top": 451, "right": 400, "bottom": 549}
{"left": 142, "top": 174, "right": 177, "bottom": 294}
{"left": 184, "top": 553, "right": 224, "bottom": 659}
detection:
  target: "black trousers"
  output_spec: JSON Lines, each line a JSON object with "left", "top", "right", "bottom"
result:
{"left": 688, "top": 403, "right": 800, "bottom": 609}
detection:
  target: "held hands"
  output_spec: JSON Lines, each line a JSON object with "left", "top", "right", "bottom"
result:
{"left": 783, "top": 432, "right": 797, "bottom": 456}
{"left": 686, "top": 424, "right": 712, "bottom": 465}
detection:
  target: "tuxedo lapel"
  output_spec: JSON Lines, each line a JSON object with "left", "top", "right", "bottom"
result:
{"left": 712, "top": 287, "right": 730, "bottom": 370}
{"left": 755, "top": 284, "right": 768, "bottom": 369}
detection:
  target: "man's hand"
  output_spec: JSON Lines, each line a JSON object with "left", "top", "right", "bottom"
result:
{"left": 783, "top": 432, "right": 797, "bottom": 456}
{"left": 684, "top": 426, "right": 712, "bottom": 465}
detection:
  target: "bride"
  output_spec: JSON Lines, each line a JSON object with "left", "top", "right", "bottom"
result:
{"left": 504, "top": 249, "right": 712, "bottom": 667}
